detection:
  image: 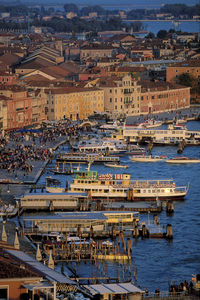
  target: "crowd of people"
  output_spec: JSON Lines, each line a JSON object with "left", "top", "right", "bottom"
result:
{"left": 0, "top": 144, "right": 50, "bottom": 173}
{"left": 0, "top": 120, "right": 84, "bottom": 176}
{"left": 169, "top": 280, "right": 194, "bottom": 295}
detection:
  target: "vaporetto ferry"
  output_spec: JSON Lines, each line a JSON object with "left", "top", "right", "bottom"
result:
{"left": 68, "top": 171, "right": 188, "bottom": 202}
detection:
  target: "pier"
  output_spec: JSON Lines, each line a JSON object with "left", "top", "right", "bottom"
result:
{"left": 57, "top": 153, "right": 120, "bottom": 163}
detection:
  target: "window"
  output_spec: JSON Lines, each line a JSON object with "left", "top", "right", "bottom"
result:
{"left": 110, "top": 89, "right": 112, "bottom": 93}
{"left": 115, "top": 98, "right": 117, "bottom": 103}
{"left": 0, "top": 287, "right": 8, "bottom": 300}
{"left": 110, "top": 98, "right": 112, "bottom": 103}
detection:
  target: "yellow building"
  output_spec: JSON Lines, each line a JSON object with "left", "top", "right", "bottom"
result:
{"left": 45, "top": 87, "right": 104, "bottom": 121}
{"left": 97, "top": 75, "right": 141, "bottom": 118}
{"left": 0, "top": 97, "right": 7, "bottom": 130}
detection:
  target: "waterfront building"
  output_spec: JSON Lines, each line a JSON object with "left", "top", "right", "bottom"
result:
{"left": 98, "top": 75, "right": 141, "bottom": 118}
{"left": 45, "top": 87, "right": 104, "bottom": 121}
{"left": 0, "top": 242, "right": 77, "bottom": 299}
{"left": 0, "top": 85, "right": 32, "bottom": 130}
{"left": 21, "top": 211, "right": 139, "bottom": 234}
{"left": 0, "top": 96, "right": 7, "bottom": 130}
{"left": 140, "top": 80, "right": 190, "bottom": 114}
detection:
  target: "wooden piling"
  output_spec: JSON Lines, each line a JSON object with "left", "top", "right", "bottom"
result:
{"left": 166, "top": 224, "right": 173, "bottom": 239}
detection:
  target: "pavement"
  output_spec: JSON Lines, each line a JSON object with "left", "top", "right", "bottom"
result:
{"left": 126, "top": 107, "right": 200, "bottom": 125}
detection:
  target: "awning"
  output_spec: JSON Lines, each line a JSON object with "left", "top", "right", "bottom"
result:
{"left": 83, "top": 282, "right": 144, "bottom": 295}
{"left": 22, "top": 281, "right": 54, "bottom": 291}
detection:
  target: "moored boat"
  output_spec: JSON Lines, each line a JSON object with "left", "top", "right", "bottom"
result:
{"left": 129, "top": 155, "right": 167, "bottom": 162}
{"left": 166, "top": 157, "right": 200, "bottom": 164}
{"left": 68, "top": 170, "right": 188, "bottom": 201}
{"left": 104, "top": 163, "right": 129, "bottom": 169}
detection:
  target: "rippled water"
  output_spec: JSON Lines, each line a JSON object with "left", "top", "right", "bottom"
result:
{"left": 39, "top": 120, "right": 200, "bottom": 292}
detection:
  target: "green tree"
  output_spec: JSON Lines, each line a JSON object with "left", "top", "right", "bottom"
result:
{"left": 157, "top": 30, "right": 167, "bottom": 39}
{"left": 64, "top": 3, "right": 79, "bottom": 13}
{"left": 176, "top": 73, "right": 195, "bottom": 87}
{"left": 145, "top": 32, "right": 155, "bottom": 39}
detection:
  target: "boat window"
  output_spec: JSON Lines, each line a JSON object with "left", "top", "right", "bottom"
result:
{"left": 143, "top": 190, "right": 146, "bottom": 193}
{"left": 157, "top": 189, "right": 160, "bottom": 192}
{"left": 161, "top": 189, "right": 164, "bottom": 192}
{"left": 152, "top": 190, "right": 156, "bottom": 193}
{"left": 148, "top": 190, "right": 151, "bottom": 193}
{"left": 81, "top": 181, "right": 84, "bottom": 183}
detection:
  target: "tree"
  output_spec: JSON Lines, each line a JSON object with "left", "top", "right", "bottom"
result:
{"left": 157, "top": 30, "right": 167, "bottom": 39}
{"left": 176, "top": 73, "right": 195, "bottom": 87}
{"left": 64, "top": 3, "right": 79, "bottom": 13}
{"left": 81, "top": 5, "right": 105, "bottom": 16}
{"left": 145, "top": 32, "right": 155, "bottom": 39}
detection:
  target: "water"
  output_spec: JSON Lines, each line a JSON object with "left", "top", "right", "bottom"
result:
{"left": 38, "top": 120, "right": 200, "bottom": 292}
{"left": 141, "top": 20, "right": 200, "bottom": 35}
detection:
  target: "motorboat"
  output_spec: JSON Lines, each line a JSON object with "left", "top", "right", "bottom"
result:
{"left": 166, "top": 157, "right": 200, "bottom": 164}
{"left": 125, "top": 145, "right": 146, "bottom": 155}
{"left": 126, "top": 119, "right": 162, "bottom": 129}
{"left": 104, "top": 163, "right": 129, "bottom": 169}
{"left": 129, "top": 155, "right": 167, "bottom": 162}
{"left": 100, "top": 121, "right": 120, "bottom": 130}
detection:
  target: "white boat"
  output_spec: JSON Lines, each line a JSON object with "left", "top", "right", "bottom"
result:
{"left": 100, "top": 121, "right": 120, "bottom": 130}
{"left": 129, "top": 155, "right": 167, "bottom": 162}
{"left": 68, "top": 170, "right": 188, "bottom": 201}
{"left": 166, "top": 157, "right": 200, "bottom": 164}
{"left": 104, "top": 163, "right": 129, "bottom": 169}
{"left": 126, "top": 119, "right": 162, "bottom": 129}
{"left": 78, "top": 140, "right": 126, "bottom": 154}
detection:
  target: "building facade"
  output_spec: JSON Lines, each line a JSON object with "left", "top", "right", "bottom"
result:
{"left": 166, "top": 60, "right": 200, "bottom": 83}
{"left": 45, "top": 87, "right": 104, "bottom": 121}
{"left": 0, "top": 86, "right": 32, "bottom": 130}
{"left": 98, "top": 75, "right": 141, "bottom": 118}
{"left": 140, "top": 81, "right": 190, "bottom": 114}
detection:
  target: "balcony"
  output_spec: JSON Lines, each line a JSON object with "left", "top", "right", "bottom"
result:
{"left": 124, "top": 89, "right": 132, "bottom": 94}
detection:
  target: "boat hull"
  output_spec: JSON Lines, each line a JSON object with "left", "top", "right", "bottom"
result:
{"left": 90, "top": 194, "right": 186, "bottom": 202}
{"left": 166, "top": 159, "right": 200, "bottom": 164}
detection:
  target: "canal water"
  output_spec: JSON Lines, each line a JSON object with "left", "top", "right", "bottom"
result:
{"left": 38, "top": 120, "right": 200, "bottom": 292}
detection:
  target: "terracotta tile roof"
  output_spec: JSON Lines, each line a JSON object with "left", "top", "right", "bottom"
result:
{"left": 59, "top": 61, "right": 80, "bottom": 74}
{"left": 0, "top": 84, "right": 26, "bottom": 92}
{"left": 117, "top": 66, "right": 147, "bottom": 72}
{"left": 139, "top": 80, "right": 190, "bottom": 92}
{"left": 45, "top": 86, "right": 102, "bottom": 95}
{"left": 0, "top": 251, "right": 42, "bottom": 279}
{"left": 81, "top": 44, "right": 113, "bottom": 50}
{"left": 40, "top": 65, "right": 69, "bottom": 78}
{"left": 17, "top": 58, "right": 54, "bottom": 69}
{"left": 0, "top": 53, "right": 21, "bottom": 66}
